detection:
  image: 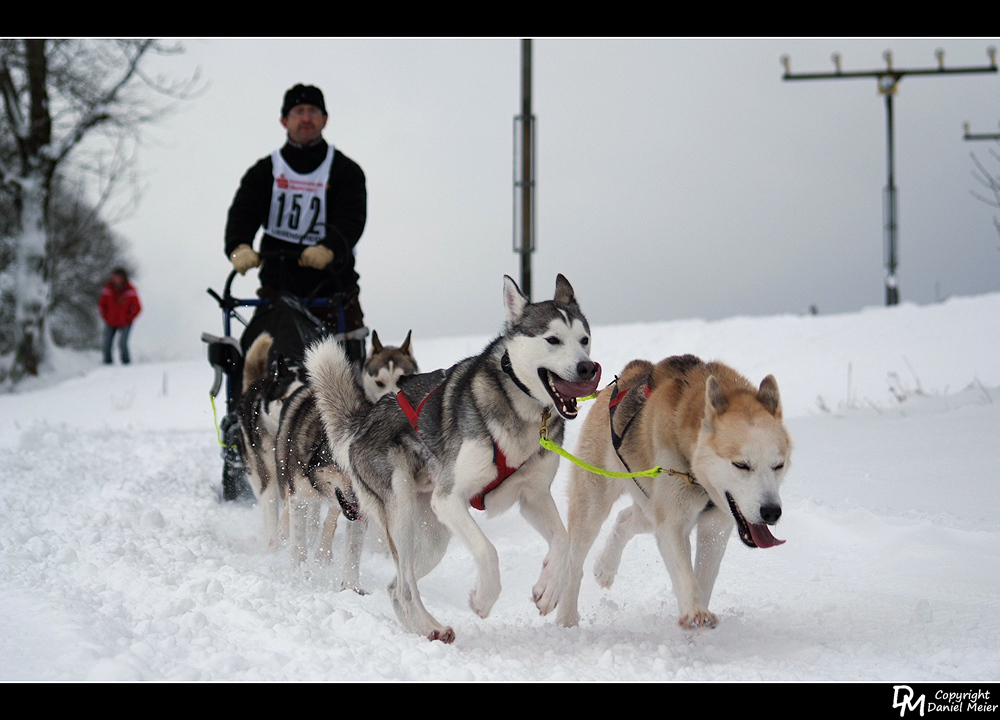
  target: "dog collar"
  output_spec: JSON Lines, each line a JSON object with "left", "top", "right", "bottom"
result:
{"left": 500, "top": 351, "right": 536, "bottom": 400}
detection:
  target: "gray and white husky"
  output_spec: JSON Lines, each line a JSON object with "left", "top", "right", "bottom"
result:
{"left": 362, "top": 329, "right": 418, "bottom": 402}
{"left": 274, "top": 331, "right": 419, "bottom": 591}
{"left": 305, "top": 275, "right": 601, "bottom": 642}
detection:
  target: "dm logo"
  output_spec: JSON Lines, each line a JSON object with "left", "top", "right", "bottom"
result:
{"left": 893, "top": 686, "right": 926, "bottom": 717}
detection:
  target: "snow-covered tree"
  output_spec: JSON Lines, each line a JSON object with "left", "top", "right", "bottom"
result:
{"left": 0, "top": 39, "right": 197, "bottom": 385}
{"left": 1, "top": 179, "right": 132, "bottom": 353}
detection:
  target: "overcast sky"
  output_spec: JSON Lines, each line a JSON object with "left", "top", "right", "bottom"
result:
{"left": 105, "top": 38, "right": 1000, "bottom": 360}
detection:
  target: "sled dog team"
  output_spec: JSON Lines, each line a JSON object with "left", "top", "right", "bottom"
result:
{"left": 237, "top": 275, "right": 791, "bottom": 643}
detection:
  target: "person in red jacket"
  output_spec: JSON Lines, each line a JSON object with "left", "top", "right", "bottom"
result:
{"left": 98, "top": 267, "right": 142, "bottom": 364}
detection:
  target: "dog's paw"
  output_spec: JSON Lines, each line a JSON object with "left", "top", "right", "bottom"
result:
{"left": 429, "top": 626, "right": 455, "bottom": 644}
{"left": 593, "top": 562, "right": 617, "bottom": 589}
{"left": 678, "top": 610, "right": 718, "bottom": 629}
{"left": 593, "top": 540, "right": 624, "bottom": 588}
{"left": 469, "top": 584, "right": 500, "bottom": 619}
{"left": 533, "top": 542, "right": 570, "bottom": 615}
{"left": 532, "top": 581, "right": 557, "bottom": 616}
{"left": 532, "top": 564, "right": 558, "bottom": 615}
{"left": 532, "top": 568, "right": 567, "bottom": 616}
{"left": 468, "top": 569, "right": 502, "bottom": 619}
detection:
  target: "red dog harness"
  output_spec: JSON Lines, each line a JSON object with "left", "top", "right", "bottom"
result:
{"left": 397, "top": 389, "right": 520, "bottom": 511}
{"left": 608, "top": 382, "right": 652, "bottom": 413}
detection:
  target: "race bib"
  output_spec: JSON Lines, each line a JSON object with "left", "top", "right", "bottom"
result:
{"left": 266, "top": 146, "right": 334, "bottom": 245}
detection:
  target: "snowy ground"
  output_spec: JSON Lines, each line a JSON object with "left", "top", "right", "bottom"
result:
{"left": 1, "top": 293, "right": 999, "bottom": 682}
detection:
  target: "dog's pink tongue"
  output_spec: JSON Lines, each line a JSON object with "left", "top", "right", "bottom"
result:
{"left": 555, "top": 363, "right": 602, "bottom": 398}
{"left": 749, "top": 522, "right": 785, "bottom": 548}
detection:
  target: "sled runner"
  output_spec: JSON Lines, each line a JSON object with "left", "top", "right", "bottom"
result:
{"left": 202, "top": 253, "right": 367, "bottom": 501}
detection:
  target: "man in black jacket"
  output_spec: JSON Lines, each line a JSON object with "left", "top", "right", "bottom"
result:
{"left": 225, "top": 83, "right": 368, "bottom": 362}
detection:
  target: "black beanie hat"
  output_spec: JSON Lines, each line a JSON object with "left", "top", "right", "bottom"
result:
{"left": 282, "top": 84, "right": 327, "bottom": 117}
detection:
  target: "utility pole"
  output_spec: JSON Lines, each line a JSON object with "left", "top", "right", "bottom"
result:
{"left": 514, "top": 38, "right": 536, "bottom": 300}
{"left": 782, "top": 46, "right": 997, "bottom": 306}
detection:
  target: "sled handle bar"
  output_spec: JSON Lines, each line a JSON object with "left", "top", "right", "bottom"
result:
{"left": 209, "top": 250, "right": 355, "bottom": 310}
{"left": 208, "top": 271, "right": 357, "bottom": 311}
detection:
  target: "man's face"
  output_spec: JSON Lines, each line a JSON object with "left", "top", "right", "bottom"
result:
{"left": 280, "top": 104, "right": 327, "bottom": 145}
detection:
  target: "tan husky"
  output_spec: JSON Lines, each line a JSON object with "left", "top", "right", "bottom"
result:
{"left": 535, "top": 354, "right": 791, "bottom": 630}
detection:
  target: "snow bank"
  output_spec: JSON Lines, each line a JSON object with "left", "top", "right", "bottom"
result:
{"left": 1, "top": 294, "right": 998, "bottom": 681}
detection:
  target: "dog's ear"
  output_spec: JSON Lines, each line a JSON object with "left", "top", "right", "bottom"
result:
{"left": 757, "top": 375, "right": 782, "bottom": 418}
{"left": 554, "top": 274, "right": 577, "bottom": 307}
{"left": 401, "top": 329, "right": 412, "bottom": 355}
{"left": 705, "top": 375, "right": 728, "bottom": 417}
{"left": 371, "top": 330, "right": 382, "bottom": 353}
{"left": 503, "top": 275, "right": 528, "bottom": 326}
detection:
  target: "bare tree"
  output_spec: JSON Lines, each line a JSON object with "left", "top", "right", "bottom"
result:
{"left": 0, "top": 39, "right": 199, "bottom": 385}
{"left": 970, "top": 145, "right": 1000, "bottom": 252}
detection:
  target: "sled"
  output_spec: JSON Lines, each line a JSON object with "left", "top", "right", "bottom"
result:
{"left": 202, "top": 254, "right": 367, "bottom": 501}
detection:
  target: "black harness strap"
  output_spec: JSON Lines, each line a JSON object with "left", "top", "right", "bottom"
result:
{"left": 608, "top": 378, "right": 652, "bottom": 497}
{"left": 608, "top": 378, "right": 714, "bottom": 512}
